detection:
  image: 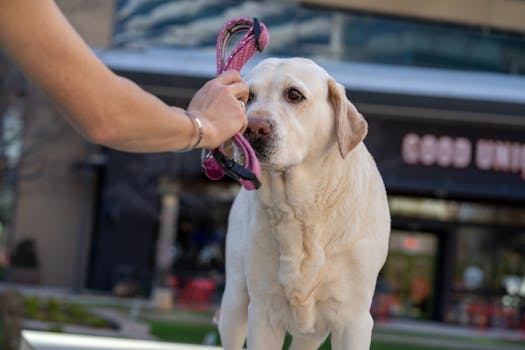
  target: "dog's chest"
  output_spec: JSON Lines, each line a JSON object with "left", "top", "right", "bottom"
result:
{"left": 260, "top": 205, "right": 329, "bottom": 334}
{"left": 251, "top": 173, "right": 344, "bottom": 334}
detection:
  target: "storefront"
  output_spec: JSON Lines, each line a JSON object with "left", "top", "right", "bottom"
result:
{"left": 94, "top": 48, "right": 525, "bottom": 328}
{"left": 363, "top": 88, "right": 525, "bottom": 328}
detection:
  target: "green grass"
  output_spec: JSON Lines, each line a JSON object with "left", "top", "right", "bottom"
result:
{"left": 146, "top": 321, "right": 467, "bottom": 350}
{"left": 23, "top": 296, "right": 112, "bottom": 329}
{"left": 148, "top": 320, "right": 219, "bottom": 344}
{"left": 0, "top": 316, "right": 4, "bottom": 348}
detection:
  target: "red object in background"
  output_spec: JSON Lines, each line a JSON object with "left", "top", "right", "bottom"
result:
{"left": 179, "top": 278, "right": 216, "bottom": 310}
{"left": 466, "top": 302, "right": 500, "bottom": 330}
{"left": 0, "top": 247, "right": 8, "bottom": 266}
{"left": 166, "top": 275, "right": 179, "bottom": 289}
{"left": 410, "top": 277, "right": 430, "bottom": 305}
{"left": 402, "top": 236, "right": 422, "bottom": 251}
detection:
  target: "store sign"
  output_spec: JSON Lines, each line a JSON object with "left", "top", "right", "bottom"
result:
{"left": 365, "top": 119, "right": 525, "bottom": 202}
{"left": 401, "top": 133, "right": 525, "bottom": 181}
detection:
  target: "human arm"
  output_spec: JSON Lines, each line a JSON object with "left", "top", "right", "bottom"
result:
{"left": 0, "top": 0, "right": 248, "bottom": 152}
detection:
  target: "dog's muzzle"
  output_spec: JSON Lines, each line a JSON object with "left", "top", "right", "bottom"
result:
{"left": 244, "top": 118, "right": 274, "bottom": 160}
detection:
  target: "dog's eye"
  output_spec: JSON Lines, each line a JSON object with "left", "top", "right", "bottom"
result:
{"left": 285, "top": 88, "right": 305, "bottom": 103}
{"left": 247, "top": 91, "right": 255, "bottom": 105}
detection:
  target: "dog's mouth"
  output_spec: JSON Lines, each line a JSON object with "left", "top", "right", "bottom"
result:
{"left": 243, "top": 133, "right": 273, "bottom": 162}
{"left": 241, "top": 132, "right": 298, "bottom": 172}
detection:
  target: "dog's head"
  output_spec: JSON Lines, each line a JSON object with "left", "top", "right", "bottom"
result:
{"left": 243, "top": 57, "right": 367, "bottom": 171}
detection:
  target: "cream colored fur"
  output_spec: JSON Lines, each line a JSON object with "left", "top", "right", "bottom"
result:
{"left": 218, "top": 58, "right": 390, "bottom": 350}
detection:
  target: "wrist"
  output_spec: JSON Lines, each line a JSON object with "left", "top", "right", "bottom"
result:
{"left": 183, "top": 110, "right": 204, "bottom": 150}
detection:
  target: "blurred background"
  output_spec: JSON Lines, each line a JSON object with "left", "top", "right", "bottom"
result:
{"left": 0, "top": 1, "right": 525, "bottom": 349}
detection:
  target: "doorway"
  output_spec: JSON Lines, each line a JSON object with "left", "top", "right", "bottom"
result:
{"left": 376, "top": 230, "right": 439, "bottom": 320}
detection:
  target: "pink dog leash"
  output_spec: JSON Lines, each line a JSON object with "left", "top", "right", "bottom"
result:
{"left": 201, "top": 17, "right": 269, "bottom": 190}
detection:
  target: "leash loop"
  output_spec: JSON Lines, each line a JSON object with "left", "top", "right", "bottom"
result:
{"left": 201, "top": 17, "right": 269, "bottom": 190}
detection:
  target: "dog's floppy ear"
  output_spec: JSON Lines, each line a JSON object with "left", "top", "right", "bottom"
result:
{"left": 328, "top": 78, "right": 368, "bottom": 158}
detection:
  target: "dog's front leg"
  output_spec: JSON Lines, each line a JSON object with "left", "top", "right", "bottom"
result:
{"left": 329, "top": 238, "right": 385, "bottom": 350}
{"left": 218, "top": 285, "right": 249, "bottom": 350}
{"left": 331, "top": 312, "right": 373, "bottom": 350}
{"left": 247, "top": 301, "right": 285, "bottom": 350}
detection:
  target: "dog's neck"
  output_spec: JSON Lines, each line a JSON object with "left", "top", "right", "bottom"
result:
{"left": 254, "top": 143, "right": 367, "bottom": 332}
{"left": 257, "top": 143, "right": 365, "bottom": 216}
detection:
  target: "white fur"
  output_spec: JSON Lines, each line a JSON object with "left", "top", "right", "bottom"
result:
{"left": 218, "top": 58, "right": 390, "bottom": 350}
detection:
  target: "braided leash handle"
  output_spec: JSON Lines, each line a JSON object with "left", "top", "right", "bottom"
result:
{"left": 217, "top": 17, "right": 269, "bottom": 74}
{"left": 202, "top": 17, "right": 269, "bottom": 190}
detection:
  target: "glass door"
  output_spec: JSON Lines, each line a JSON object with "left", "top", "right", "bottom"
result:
{"left": 375, "top": 230, "right": 439, "bottom": 320}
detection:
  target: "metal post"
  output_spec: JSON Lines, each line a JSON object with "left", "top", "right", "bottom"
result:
{"left": 151, "top": 179, "right": 179, "bottom": 310}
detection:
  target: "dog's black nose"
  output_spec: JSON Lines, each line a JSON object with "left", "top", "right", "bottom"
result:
{"left": 245, "top": 118, "right": 272, "bottom": 143}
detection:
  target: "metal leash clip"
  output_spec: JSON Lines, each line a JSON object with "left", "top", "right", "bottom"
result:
{"left": 212, "top": 149, "right": 261, "bottom": 189}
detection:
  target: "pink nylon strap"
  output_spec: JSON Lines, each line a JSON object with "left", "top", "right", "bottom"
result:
{"left": 216, "top": 17, "right": 269, "bottom": 74}
{"left": 202, "top": 17, "right": 269, "bottom": 190}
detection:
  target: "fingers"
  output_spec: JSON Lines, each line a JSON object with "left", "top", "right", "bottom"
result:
{"left": 187, "top": 71, "right": 251, "bottom": 148}
{"left": 238, "top": 107, "right": 248, "bottom": 134}
{"left": 217, "top": 69, "right": 242, "bottom": 84}
{"left": 229, "top": 81, "right": 249, "bottom": 103}
{"left": 216, "top": 70, "right": 249, "bottom": 102}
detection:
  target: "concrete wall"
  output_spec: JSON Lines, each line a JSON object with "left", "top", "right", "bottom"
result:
{"left": 56, "top": 0, "right": 114, "bottom": 48}
{"left": 11, "top": 1, "right": 115, "bottom": 288}
{"left": 300, "top": 0, "right": 525, "bottom": 34}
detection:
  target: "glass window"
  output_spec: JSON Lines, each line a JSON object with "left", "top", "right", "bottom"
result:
{"left": 113, "top": 0, "right": 525, "bottom": 75}
{"left": 389, "top": 196, "right": 525, "bottom": 227}
{"left": 446, "top": 227, "right": 525, "bottom": 329}
{"left": 374, "top": 230, "right": 438, "bottom": 320}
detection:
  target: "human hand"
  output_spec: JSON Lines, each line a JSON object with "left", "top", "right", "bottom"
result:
{"left": 187, "top": 70, "right": 249, "bottom": 149}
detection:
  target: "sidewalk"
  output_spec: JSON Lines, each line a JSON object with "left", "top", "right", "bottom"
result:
{"left": 376, "top": 318, "right": 525, "bottom": 341}
{"left": 374, "top": 319, "right": 525, "bottom": 350}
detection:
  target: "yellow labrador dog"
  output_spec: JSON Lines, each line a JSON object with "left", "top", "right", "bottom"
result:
{"left": 218, "top": 58, "right": 390, "bottom": 350}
